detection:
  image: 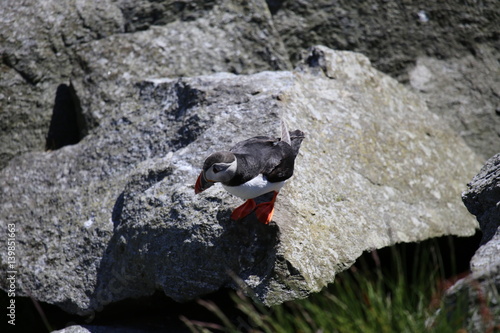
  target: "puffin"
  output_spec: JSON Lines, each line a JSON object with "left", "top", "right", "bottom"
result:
{"left": 194, "top": 122, "right": 305, "bottom": 224}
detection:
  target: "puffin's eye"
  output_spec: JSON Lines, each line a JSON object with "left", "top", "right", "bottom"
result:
{"left": 212, "top": 164, "right": 226, "bottom": 174}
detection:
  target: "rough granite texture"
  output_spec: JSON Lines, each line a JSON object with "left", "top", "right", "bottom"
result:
{"left": 409, "top": 46, "right": 500, "bottom": 161}
{"left": 271, "top": 1, "right": 498, "bottom": 77}
{"left": 0, "top": 46, "right": 480, "bottom": 315}
{"left": 271, "top": 1, "right": 500, "bottom": 160}
{"left": 1, "top": 0, "right": 499, "bottom": 169}
{"left": 0, "top": 0, "right": 291, "bottom": 169}
{"left": 439, "top": 153, "right": 500, "bottom": 332}
{"left": 463, "top": 153, "right": 500, "bottom": 245}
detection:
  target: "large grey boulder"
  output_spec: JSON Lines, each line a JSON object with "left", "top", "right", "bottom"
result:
{"left": 463, "top": 153, "right": 500, "bottom": 245}
{"left": 2, "top": 0, "right": 498, "bottom": 168}
{"left": 0, "top": 0, "right": 290, "bottom": 168}
{"left": 270, "top": 1, "right": 497, "bottom": 77}
{"left": 409, "top": 46, "right": 500, "bottom": 161}
{"left": 71, "top": 0, "right": 291, "bottom": 127}
{"left": 0, "top": 46, "right": 480, "bottom": 315}
{"left": 0, "top": 0, "right": 124, "bottom": 168}
{"left": 271, "top": 1, "right": 500, "bottom": 160}
{"left": 438, "top": 154, "right": 500, "bottom": 332}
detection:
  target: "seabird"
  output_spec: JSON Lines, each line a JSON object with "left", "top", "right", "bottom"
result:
{"left": 195, "top": 122, "right": 305, "bottom": 224}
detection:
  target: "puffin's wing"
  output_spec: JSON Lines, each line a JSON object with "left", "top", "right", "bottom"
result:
{"left": 262, "top": 141, "right": 296, "bottom": 182}
{"left": 229, "top": 136, "right": 277, "bottom": 154}
{"left": 229, "top": 133, "right": 302, "bottom": 183}
{"left": 228, "top": 136, "right": 282, "bottom": 184}
{"left": 263, "top": 128, "right": 305, "bottom": 182}
{"left": 233, "top": 137, "right": 295, "bottom": 182}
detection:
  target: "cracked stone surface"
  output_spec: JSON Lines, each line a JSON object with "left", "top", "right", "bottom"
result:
{"left": 0, "top": 46, "right": 480, "bottom": 315}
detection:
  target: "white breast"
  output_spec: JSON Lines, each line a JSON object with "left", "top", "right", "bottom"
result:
{"left": 222, "top": 174, "right": 285, "bottom": 200}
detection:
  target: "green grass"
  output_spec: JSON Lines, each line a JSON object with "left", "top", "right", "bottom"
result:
{"left": 182, "top": 240, "right": 477, "bottom": 333}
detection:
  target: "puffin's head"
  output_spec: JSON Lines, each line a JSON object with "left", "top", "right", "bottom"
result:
{"left": 195, "top": 151, "right": 237, "bottom": 194}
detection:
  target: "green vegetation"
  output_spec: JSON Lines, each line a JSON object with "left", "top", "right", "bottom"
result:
{"left": 183, "top": 240, "right": 476, "bottom": 333}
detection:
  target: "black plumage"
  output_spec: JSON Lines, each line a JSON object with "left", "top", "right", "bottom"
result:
{"left": 225, "top": 130, "right": 305, "bottom": 186}
{"left": 195, "top": 127, "right": 304, "bottom": 224}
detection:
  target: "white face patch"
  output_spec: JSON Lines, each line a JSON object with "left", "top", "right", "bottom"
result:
{"left": 205, "top": 160, "right": 237, "bottom": 183}
{"left": 222, "top": 174, "right": 286, "bottom": 200}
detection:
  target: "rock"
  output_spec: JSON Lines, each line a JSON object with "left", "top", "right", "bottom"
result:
{"left": 0, "top": 46, "right": 480, "bottom": 315}
{"left": 462, "top": 153, "right": 500, "bottom": 330}
{"left": 0, "top": 0, "right": 125, "bottom": 168}
{"left": 470, "top": 229, "right": 500, "bottom": 279}
{"left": 0, "top": 0, "right": 290, "bottom": 169}
{"left": 51, "top": 326, "right": 93, "bottom": 333}
{"left": 71, "top": 0, "right": 291, "bottom": 126}
{"left": 271, "top": 1, "right": 498, "bottom": 78}
{"left": 463, "top": 153, "right": 500, "bottom": 245}
{"left": 2, "top": 0, "right": 498, "bottom": 167}
{"left": 439, "top": 257, "right": 499, "bottom": 333}
{"left": 409, "top": 46, "right": 500, "bottom": 161}
{"left": 271, "top": 1, "right": 500, "bottom": 159}
{"left": 437, "top": 154, "right": 500, "bottom": 332}
{"left": 52, "top": 325, "right": 161, "bottom": 333}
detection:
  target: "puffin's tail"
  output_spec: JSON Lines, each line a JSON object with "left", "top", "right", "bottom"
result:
{"left": 280, "top": 118, "right": 291, "bottom": 145}
{"left": 289, "top": 129, "right": 305, "bottom": 157}
{"left": 280, "top": 118, "right": 305, "bottom": 156}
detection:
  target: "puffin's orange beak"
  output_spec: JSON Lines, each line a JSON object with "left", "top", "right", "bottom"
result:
{"left": 195, "top": 172, "right": 214, "bottom": 194}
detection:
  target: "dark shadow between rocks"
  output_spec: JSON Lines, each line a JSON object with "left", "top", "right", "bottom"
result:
{"left": 111, "top": 192, "right": 125, "bottom": 228}
{"left": 46, "top": 83, "right": 87, "bottom": 150}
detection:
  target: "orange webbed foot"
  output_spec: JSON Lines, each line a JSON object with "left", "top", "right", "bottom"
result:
{"left": 230, "top": 199, "right": 256, "bottom": 221}
{"left": 254, "top": 191, "right": 279, "bottom": 224}
{"left": 254, "top": 202, "right": 275, "bottom": 224}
